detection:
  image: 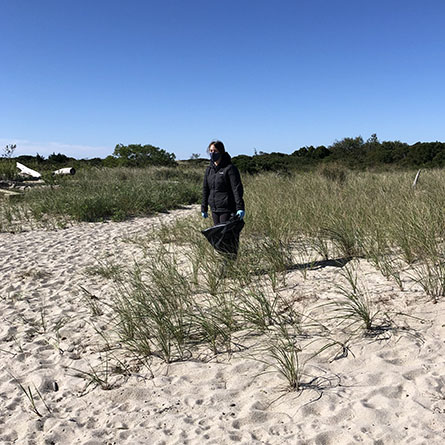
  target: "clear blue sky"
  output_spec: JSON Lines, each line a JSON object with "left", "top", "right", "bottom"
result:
{"left": 1, "top": 0, "right": 445, "bottom": 160}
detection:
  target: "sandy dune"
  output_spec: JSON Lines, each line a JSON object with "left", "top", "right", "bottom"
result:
{"left": 1, "top": 205, "right": 445, "bottom": 444}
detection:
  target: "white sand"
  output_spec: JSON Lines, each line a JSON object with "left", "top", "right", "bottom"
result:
{"left": 1, "top": 205, "right": 445, "bottom": 444}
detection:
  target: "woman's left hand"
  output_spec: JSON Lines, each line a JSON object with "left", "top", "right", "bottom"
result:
{"left": 236, "top": 210, "right": 245, "bottom": 220}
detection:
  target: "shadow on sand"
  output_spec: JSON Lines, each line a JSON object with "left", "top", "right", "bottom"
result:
{"left": 287, "top": 256, "right": 353, "bottom": 272}
{"left": 241, "top": 256, "right": 353, "bottom": 279}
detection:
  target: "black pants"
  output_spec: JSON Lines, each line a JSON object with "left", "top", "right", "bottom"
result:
{"left": 212, "top": 212, "right": 233, "bottom": 225}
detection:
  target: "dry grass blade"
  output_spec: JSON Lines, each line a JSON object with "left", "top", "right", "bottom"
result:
{"left": 9, "top": 372, "right": 51, "bottom": 417}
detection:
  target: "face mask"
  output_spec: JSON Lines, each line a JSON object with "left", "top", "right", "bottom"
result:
{"left": 210, "top": 152, "right": 221, "bottom": 162}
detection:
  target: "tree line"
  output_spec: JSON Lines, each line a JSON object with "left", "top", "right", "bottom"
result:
{"left": 4, "top": 136, "right": 445, "bottom": 174}
{"left": 1, "top": 144, "right": 176, "bottom": 173}
{"left": 232, "top": 135, "right": 445, "bottom": 173}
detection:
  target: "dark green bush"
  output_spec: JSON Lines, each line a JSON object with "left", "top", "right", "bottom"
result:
{"left": 317, "top": 163, "right": 349, "bottom": 183}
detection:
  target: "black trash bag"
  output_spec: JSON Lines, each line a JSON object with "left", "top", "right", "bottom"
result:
{"left": 201, "top": 215, "right": 245, "bottom": 256}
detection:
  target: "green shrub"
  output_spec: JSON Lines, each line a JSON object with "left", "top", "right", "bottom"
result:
{"left": 317, "top": 163, "right": 349, "bottom": 183}
{"left": 0, "top": 159, "right": 20, "bottom": 181}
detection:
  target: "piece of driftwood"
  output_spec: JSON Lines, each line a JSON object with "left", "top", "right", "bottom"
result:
{"left": 53, "top": 167, "right": 76, "bottom": 176}
{"left": 0, "top": 188, "right": 22, "bottom": 200}
{"left": 16, "top": 162, "right": 42, "bottom": 179}
{"left": 412, "top": 169, "right": 421, "bottom": 187}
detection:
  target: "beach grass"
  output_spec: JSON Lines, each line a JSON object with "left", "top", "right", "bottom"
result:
{"left": 5, "top": 164, "right": 445, "bottom": 389}
{"left": 0, "top": 166, "right": 202, "bottom": 231}
{"left": 86, "top": 166, "right": 445, "bottom": 389}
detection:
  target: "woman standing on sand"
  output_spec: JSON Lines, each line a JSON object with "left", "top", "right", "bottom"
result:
{"left": 201, "top": 140, "right": 245, "bottom": 225}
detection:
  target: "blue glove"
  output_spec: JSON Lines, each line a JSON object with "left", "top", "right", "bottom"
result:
{"left": 201, "top": 212, "right": 208, "bottom": 218}
{"left": 236, "top": 210, "right": 245, "bottom": 220}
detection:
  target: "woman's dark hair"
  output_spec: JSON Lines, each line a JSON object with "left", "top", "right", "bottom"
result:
{"left": 207, "top": 140, "right": 225, "bottom": 154}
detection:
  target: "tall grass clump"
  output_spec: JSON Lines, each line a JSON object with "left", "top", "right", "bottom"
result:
{"left": 410, "top": 247, "right": 445, "bottom": 303}
{"left": 323, "top": 264, "right": 380, "bottom": 333}
{"left": 76, "top": 166, "right": 445, "bottom": 394}
{"left": 317, "top": 162, "right": 349, "bottom": 184}
{"left": 258, "top": 322, "right": 332, "bottom": 391}
{"left": 0, "top": 144, "right": 20, "bottom": 180}
{"left": 70, "top": 166, "right": 445, "bottom": 379}
{"left": 0, "top": 158, "right": 21, "bottom": 181}
{"left": 107, "top": 228, "right": 305, "bottom": 363}
{"left": 111, "top": 249, "right": 194, "bottom": 363}
{"left": 244, "top": 169, "right": 445, "bottom": 295}
{"left": 361, "top": 232, "right": 404, "bottom": 289}
{"left": 267, "top": 334, "right": 304, "bottom": 390}
{"left": 235, "top": 284, "right": 284, "bottom": 333}
{"left": 8, "top": 166, "right": 202, "bottom": 225}
{"left": 0, "top": 200, "right": 59, "bottom": 233}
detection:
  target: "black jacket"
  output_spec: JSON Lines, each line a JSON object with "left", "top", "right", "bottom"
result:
{"left": 202, "top": 152, "right": 245, "bottom": 214}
